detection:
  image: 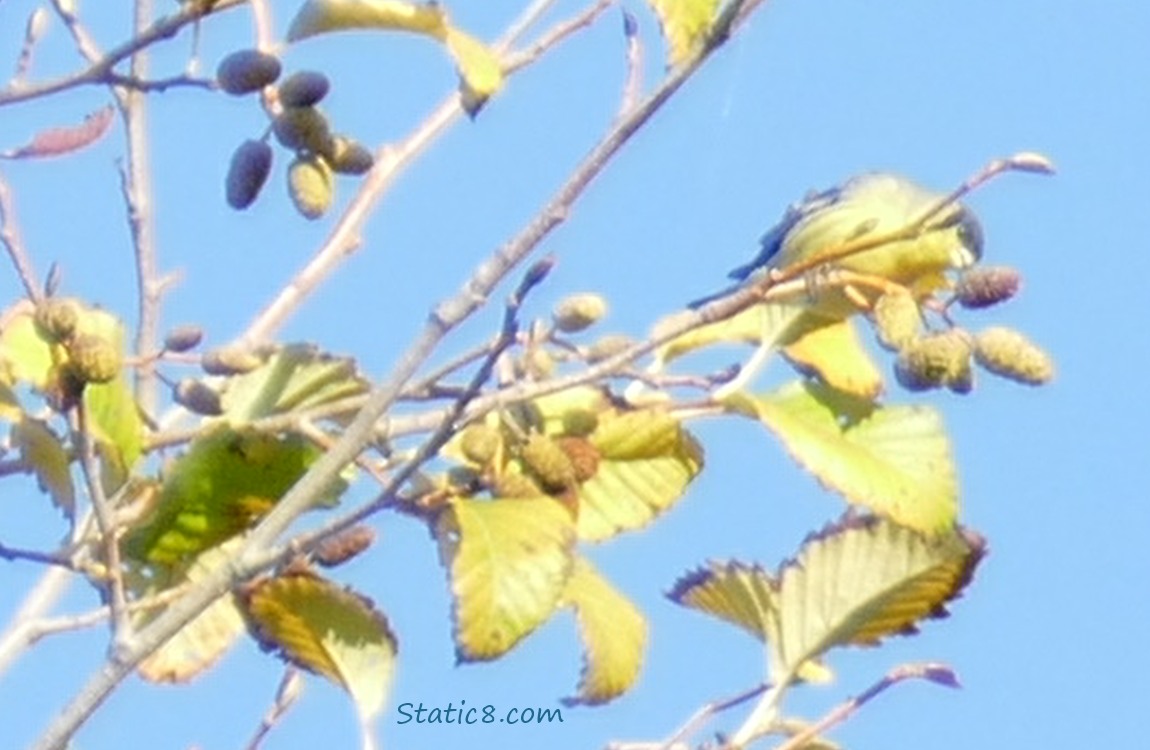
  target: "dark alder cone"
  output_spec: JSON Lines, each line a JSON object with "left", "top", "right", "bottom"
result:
{"left": 556, "top": 436, "right": 600, "bottom": 482}
{"left": 277, "top": 70, "right": 331, "bottom": 108}
{"left": 202, "top": 346, "right": 264, "bottom": 375}
{"left": 173, "top": 379, "right": 223, "bottom": 416}
{"left": 163, "top": 324, "right": 205, "bottom": 353}
{"left": 216, "top": 50, "right": 282, "bottom": 95}
{"left": 273, "top": 107, "right": 334, "bottom": 155}
{"left": 226, "top": 139, "right": 274, "bottom": 210}
{"left": 954, "top": 266, "right": 1022, "bottom": 309}
{"left": 326, "top": 136, "right": 374, "bottom": 175}
{"left": 313, "top": 526, "right": 376, "bottom": 568}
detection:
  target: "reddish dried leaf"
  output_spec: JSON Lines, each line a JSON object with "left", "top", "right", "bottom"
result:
{"left": 2, "top": 106, "right": 115, "bottom": 160}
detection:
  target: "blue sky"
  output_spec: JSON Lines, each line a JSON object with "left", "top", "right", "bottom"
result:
{"left": 1, "top": 0, "right": 1147, "bottom": 748}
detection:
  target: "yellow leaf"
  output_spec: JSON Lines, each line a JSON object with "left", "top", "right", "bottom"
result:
{"left": 0, "top": 301, "right": 54, "bottom": 390}
{"left": 782, "top": 318, "right": 883, "bottom": 400}
{"left": 11, "top": 416, "right": 74, "bottom": 517}
{"left": 667, "top": 560, "right": 832, "bottom": 683}
{"left": 243, "top": 572, "right": 397, "bottom": 722}
{"left": 444, "top": 28, "right": 504, "bottom": 116}
{"left": 728, "top": 382, "right": 958, "bottom": 533}
{"left": 437, "top": 497, "right": 575, "bottom": 661}
{"left": 771, "top": 516, "right": 984, "bottom": 680}
{"left": 287, "top": 0, "right": 447, "bottom": 41}
{"left": 648, "top": 0, "right": 720, "bottom": 66}
{"left": 135, "top": 541, "right": 248, "bottom": 683}
{"left": 578, "top": 409, "right": 703, "bottom": 541}
{"left": 667, "top": 559, "right": 778, "bottom": 642}
{"left": 561, "top": 558, "right": 647, "bottom": 705}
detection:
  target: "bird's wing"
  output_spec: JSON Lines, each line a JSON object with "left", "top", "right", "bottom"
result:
{"left": 726, "top": 183, "right": 847, "bottom": 281}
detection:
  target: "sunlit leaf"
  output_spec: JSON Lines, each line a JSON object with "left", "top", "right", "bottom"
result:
{"left": 287, "top": 0, "right": 504, "bottom": 115}
{"left": 220, "top": 343, "right": 367, "bottom": 423}
{"left": 76, "top": 308, "right": 141, "bottom": 484}
{"left": 577, "top": 409, "right": 703, "bottom": 541}
{"left": 728, "top": 381, "right": 958, "bottom": 532}
{"left": 770, "top": 515, "right": 984, "bottom": 680}
{"left": 11, "top": 416, "right": 74, "bottom": 516}
{"left": 648, "top": 0, "right": 720, "bottom": 66}
{"left": 243, "top": 571, "right": 397, "bottom": 723}
{"left": 667, "top": 559, "right": 777, "bottom": 642}
{"left": 287, "top": 0, "right": 447, "bottom": 41}
{"left": 561, "top": 557, "right": 647, "bottom": 705}
{"left": 437, "top": 497, "right": 575, "bottom": 661}
{"left": 667, "top": 559, "right": 832, "bottom": 684}
{"left": 655, "top": 303, "right": 806, "bottom": 366}
{"left": 135, "top": 540, "right": 248, "bottom": 683}
{"left": 0, "top": 301, "right": 54, "bottom": 389}
{"left": 783, "top": 318, "right": 883, "bottom": 400}
{"left": 444, "top": 28, "right": 503, "bottom": 116}
{"left": 122, "top": 429, "right": 346, "bottom": 565}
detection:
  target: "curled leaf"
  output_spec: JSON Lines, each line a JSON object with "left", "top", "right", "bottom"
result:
{"left": 243, "top": 572, "right": 397, "bottom": 723}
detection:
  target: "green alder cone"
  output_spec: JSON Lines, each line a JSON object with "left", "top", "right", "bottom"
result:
{"left": 287, "top": 156, "right": 335, "bottom": 220}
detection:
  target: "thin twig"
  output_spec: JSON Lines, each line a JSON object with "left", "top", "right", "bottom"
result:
{"left": 617, "top": 10, "right": 643, "bottom": 119}
{"left": 0, "top": 171, "right": 43, "bottom": 301}
{"left": 504, "top": 0, "right": 614, "bottom": 74}
{"left": 496, "top": 0, "right": 561, "bottom": 53}
{"left": 122, "top": 0, "right": 163, "bottom": 421}
{"left": 0, "top": 0, "right": 245, "bottom": 106}
{"left": 74, "top": 400, "right": 131, "bottom": 648}
{"left": 0, "top": 542, "right": 73, "bottom": 568}
{"left": 767, "top": 663, "right": 959, "bottom": 750}
{"left": 0, "top": 565, "right": 73, "bottom": 678}
{"left": 243, "top": 668, "right": 303, "bottom": 750}
{"left": 10, "top": 8, "right": 50, "bottom": 89}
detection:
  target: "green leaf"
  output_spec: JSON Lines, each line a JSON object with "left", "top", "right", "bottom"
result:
{"left": 769, "top": 516, "right": 984, "bottom": 681}
{"left": 122, "top": 429, "right": 346, "bottom": 565}
{"left": 11, "top": 416, "right": 75, "bottom": 517}
{"left": 561, "top": 557, "right": 647, "bottom": 705}
{"left": 648, "top": 0, "right": 720, "bottom": 66}
{"left": 436, "top": 496, "right": 575, "bottom": 661}
{"left": 577, "top": 409, "right": 703, "bottom": 541}
{"left": 729, "top": 381, "right": 958, "bottom": 533}
{"left": 78, "top": 308, "right": 141, "bottom": 487}
{"left": 667, "top": 559, "right": 777, "bottom": 643}
{"left": 219, "top": 344, "right": 367, "bottom": 423}
{"left": 243, "top": 571, "right": 397, "bottom": 723}
{"left": 134, "top": 540, "right": 248, "bottom": 683}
